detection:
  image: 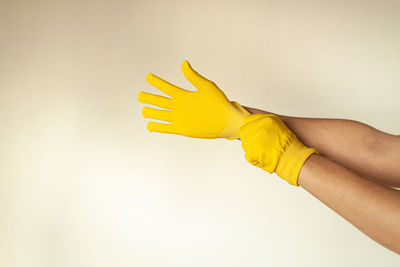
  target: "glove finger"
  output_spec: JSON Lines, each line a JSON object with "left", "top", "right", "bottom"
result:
{"left": 181, "top": 60, "right": 213, "bottom": 90}
{"left": 244, "top": 152, "right": 262, "bottom": 168}
{"left": 240, "top": 135, "right": 258, "bottom": 159}
{"left": 138, "top": 91, "right": 173, "bottom": 110}
{"left": 142, "top": 107, "right": 173, "bottom": 122}
{"left": 240, "top": 114, "right": 280, "bottom": 139}
{"left": 240, "top": 114, "right": 264, "bottom": 138}
{"left": 146, "top": 73, "right": 185, "bottom": 97}
{"left": 239, "top": 119, "right": 261, "bottom": 140}
{"left": 147, "top": 121, "right": 177, "bottom": 134}
{"left": 244, "top": 151, "right": 253, "bottom": 164}
{"left": 239, "top": 123, "right": 252, "bottom": 140}
{"left": 245, "top": 151, "right": 275, "bottom": 173}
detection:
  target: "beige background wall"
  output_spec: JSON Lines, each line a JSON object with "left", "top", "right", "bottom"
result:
{"left": 1, "top": 0, "right": 399, "bottom": 266}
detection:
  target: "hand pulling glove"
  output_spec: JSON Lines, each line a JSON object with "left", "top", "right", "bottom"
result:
{"left": 138, "top": 60, "right": 249, "bottom": 139}
{"left": 239, "top": 114, "right": 318, "bottom": 186}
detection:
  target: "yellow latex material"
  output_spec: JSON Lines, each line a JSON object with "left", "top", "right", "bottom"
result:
{"left": 138, "top": 60, "right": 250, "bottom": 139}
{"left": 239, "top": 114, "right": 318, "bottom": 186}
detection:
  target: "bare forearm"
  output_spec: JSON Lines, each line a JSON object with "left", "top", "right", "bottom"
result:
{"left": 244, "top": 106, "right": 400, "bottom": 187}
{"left": 299, "top": 154, "right": 400, "bottom": 254}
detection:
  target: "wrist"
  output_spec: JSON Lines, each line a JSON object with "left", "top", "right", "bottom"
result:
{"left": 218, "top": 101, "right": 250, "bottom": 140}
{"left": 276, "top": 137, "right": 318, "bottom": 186}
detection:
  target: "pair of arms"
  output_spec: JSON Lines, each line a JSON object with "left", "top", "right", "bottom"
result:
{"left": 138, "top": 60, "right": 400, "bottom": 254}
{"left": 245, "top": 107, "right": 400, "bottom": 254}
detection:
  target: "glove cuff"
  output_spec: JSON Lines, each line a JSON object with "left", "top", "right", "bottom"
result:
{"left": 218, "top": 101, "right": 250, "bottom": 140}
{"left": 276, "top": 136, "right": 318, "bottom": 186}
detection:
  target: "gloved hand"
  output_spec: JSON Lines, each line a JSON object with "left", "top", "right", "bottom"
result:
{"left": 239, "top": 114, "right": 318, "bottom": 186}
{"left": 138, "top": 60, "right": 249, "bottom": 139}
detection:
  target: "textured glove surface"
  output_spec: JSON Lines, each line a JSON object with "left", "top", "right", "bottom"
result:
{"left": 239, "top": 114, "right": 318, "bottom": 186}
{"left": 138, "top": 60, "right": 249, "bottom": 139}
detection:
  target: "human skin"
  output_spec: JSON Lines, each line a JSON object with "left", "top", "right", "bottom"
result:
{"left": 243, "top": 106, "right": 400, "bottom": 188}
{"left": 298, "top": 154, "right": 400, "bottom": 254}
{"left": 243, "top": 106, "right": 400, "bottom": 254}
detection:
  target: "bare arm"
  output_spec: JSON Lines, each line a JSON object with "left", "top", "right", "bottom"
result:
{"left": 299, "top": 154, "right": 400, "bottom": 254}
{"left": 244, "top": 106, "right": 400, "bottom": 188}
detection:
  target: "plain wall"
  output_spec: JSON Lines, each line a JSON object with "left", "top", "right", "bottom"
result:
{"left": 1, "top": 0, "right": 399, "bottom": 266}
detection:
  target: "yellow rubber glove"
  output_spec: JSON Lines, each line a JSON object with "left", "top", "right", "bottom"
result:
{"left": 239, "top": 114, "right": 318, "bottom": 186}
{"left": 138, "top": 60, "right": 249, "bottom": 139}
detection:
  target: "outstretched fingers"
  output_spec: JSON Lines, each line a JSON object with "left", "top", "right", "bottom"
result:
{"left": 181, "top": 60, "right": 213, "bottom": 90}
{"left": 146, "top": 73, "right": 185, "bottom": 97}
{"left": 142, "top": 106, "right": 173, "bottom": 122}
{"left": 146, "top": 121, "right": 177, "bottom": 135}
{"left": 137, "top": 91, "right": 173, "bottom": 110}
